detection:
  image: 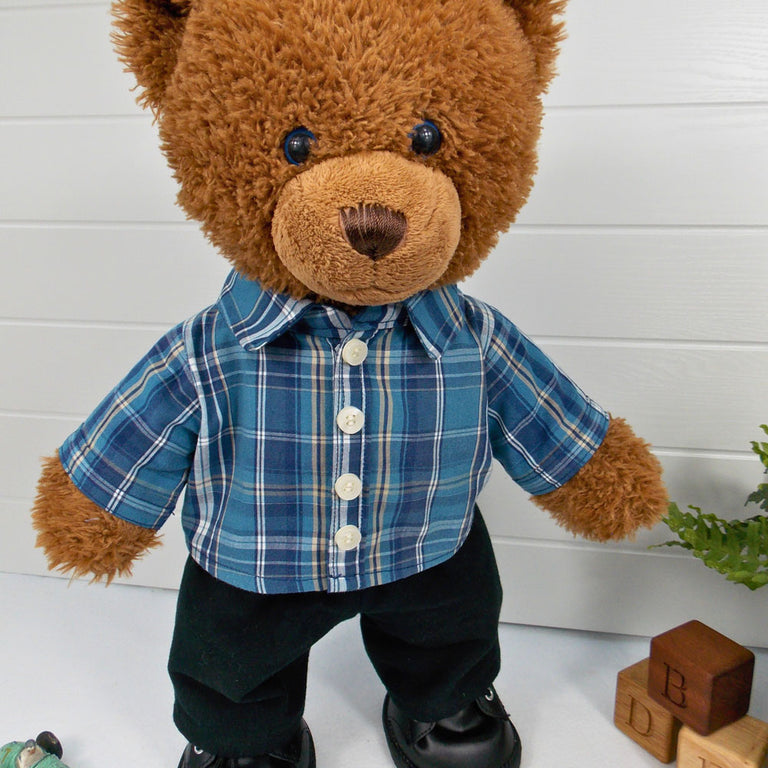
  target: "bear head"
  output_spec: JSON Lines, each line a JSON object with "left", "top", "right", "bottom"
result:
{"left": 113, "top": 0, "right": 565, "bottom": 305}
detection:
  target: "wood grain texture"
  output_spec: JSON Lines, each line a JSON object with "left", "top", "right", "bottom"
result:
{"left": 0, "top": 325, "right": 164, "bottom": 416}
{"left": 465, "top": 229, "right": 768, "bottom": 343}
{"left": 0, "top": 5, "right": 136, "bottom": 117}
{"left": 1, "top": 415, "right": 80, "bottom": 500}
{"left": 677, "top": 717, "right": 768, "bottom": 768}
{"left": 0, "top": 227, "right": 227, "bottom": 324}
{"left": 532, "top": 343, "right": 768, "bottom": 453}
{"left": 519, "top": 106, "right": 768, "bottom": 226}
{"left": 550, "top": 0, "right": 768, "bottom": 106}
{"left": 615, "top": 658, "right": 681, "bottom": 763}
{"left": 0, "top": 1, "right": 107, "bottom": 7}
{"left": 649, "top": 620, "right": 755, "bottom": 735}
{"left": 0, "top": 119, "right": 181, "bottom": 223}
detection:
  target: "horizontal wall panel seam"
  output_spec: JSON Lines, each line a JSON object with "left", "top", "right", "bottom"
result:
{"left": 1, "top": 318, "right": 765, "bottom": 350}
{"left": 3, "top": 103, "right": 768, "bottom": 125}
{"left": 2, "top": 222, "right": 768, "bottom": 232}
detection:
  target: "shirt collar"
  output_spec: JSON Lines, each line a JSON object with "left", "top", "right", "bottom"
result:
{"left": 218, "top": 270, "right": 464, "bottom": 359}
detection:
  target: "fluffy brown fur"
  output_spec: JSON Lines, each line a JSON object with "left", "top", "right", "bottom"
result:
{"left": 507, "top": 0, "right": 567, "bottom": 86}
{"left": 112, "top": 0, "right": 191, "bottom": 112}
{"left": 32, "top": 454, "right": 161, "bottom": 583}
{"left": 112, "top": 0, "right": 564, "bottom": 302}
{"left": 532, "top": 418, "right": 668, "bottom": 541}
{"left": 32, "top": 0, "right": 667, "bottom": 582}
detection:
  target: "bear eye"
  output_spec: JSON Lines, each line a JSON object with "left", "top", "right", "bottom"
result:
{"left": 409, "top": 120, "right": 442, "bottom": 156}
{"left": 283, "top": 127, "right": 317, "bottom": 165}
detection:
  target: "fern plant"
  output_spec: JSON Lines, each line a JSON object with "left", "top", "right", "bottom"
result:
{"left": 653, "top": 425, "right": 768, "bottom": 591}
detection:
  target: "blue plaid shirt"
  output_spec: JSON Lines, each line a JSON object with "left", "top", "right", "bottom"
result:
{"left": 60, "top": 271, "right": 609, "bottom": 594}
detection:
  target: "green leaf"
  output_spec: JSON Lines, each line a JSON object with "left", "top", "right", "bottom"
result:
{"left": 750, "top": 425, "right": 768, "bottom": 471}
{"left": 649, "top": 427, "right": 768, "bottom": 590}
{"left": 746, "top": 483, "right": 768, "bottom": 512}
{"left": 651, "top": 506, "right": 768, "bottom": 590}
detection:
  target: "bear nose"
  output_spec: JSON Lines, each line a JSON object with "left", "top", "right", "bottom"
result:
{"left": 340, "top": 204, "right": 407, "bottom": 261}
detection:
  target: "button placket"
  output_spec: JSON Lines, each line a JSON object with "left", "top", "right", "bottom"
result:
{"left": 329, "top": 334, "right": 367, "bottom": 587}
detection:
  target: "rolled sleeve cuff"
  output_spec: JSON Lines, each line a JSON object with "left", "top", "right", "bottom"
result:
{"left": 514, "top": 406, "right": 610, "bottom": 497}
{"left": 59, "top": 428, "right": 184, "bottom": 530}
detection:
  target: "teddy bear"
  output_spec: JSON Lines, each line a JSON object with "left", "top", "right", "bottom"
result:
{"left": 31, "top": 1, "right": 668, "bottom": 767}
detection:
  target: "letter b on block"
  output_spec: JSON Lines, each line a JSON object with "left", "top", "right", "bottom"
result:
{"left": 662, "top": 662, "right": 687, "bottom": 708}
{"left": 649, "top": 621, "right": 754, "bottom": 736}
{"left": 615, "top": 659, "right": 681, "bottom": 763}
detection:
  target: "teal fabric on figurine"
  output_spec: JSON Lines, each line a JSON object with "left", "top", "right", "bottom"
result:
{"left": 1, "top": 734, "right": 69, "bottom": 768}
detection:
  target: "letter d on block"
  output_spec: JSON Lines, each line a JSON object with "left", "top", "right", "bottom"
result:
{"left": 628, "top": 697, "right": 653, "bottom": 737}
{"left": 615, "top": 659, "right": 681, "bottom": 763}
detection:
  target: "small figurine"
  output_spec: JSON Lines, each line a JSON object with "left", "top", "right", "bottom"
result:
{"left": 0, "top": 733, "right": 69, "bottom": 768}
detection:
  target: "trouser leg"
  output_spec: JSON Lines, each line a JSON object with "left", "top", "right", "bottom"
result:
{"left": 360, "top": 510, "right": 504, "bottom": 722}
{"left": 168, "top": 558, "right": 357, "bottom": 757}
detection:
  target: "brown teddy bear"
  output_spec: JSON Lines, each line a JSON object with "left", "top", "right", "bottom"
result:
{"left": 31, "top": 1, "right": 667, "bottom": 767}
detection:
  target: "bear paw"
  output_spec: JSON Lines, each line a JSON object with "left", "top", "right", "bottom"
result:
{"left": 31, "top": 454, "right": 161, "bottom": 583}
{"left": 532, "top": 417, "right": 667, "bottom": 542}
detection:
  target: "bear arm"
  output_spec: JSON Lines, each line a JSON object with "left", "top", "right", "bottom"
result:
{"left": 531, "top": 417, "right": 668, "bottom": 542}
{"left": 31, "top": 453, "right": 161, "bottom": 584}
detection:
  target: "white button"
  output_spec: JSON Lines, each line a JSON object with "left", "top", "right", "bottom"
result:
{"left": 334, "top": 473, "right": 362, "bottom": 501}
{"left": 341, "top": 339, "right": 368, "bottom": 366}
{"left": 336, "top": 406, "right": 364, "bottom": 434}
{"left": 334, "top": 524, "right": 362, "bottom": 551}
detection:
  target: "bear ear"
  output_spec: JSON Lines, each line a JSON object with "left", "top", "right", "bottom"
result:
{"left": 112, "top": 0, "right": 193, "bottom": 112}
{"left": 504, "top": 0, "right": 567, "bottom": 90}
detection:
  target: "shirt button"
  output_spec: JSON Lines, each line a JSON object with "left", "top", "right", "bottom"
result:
{"left": 335, "top": 524, "right": 362, "bottom": 551}
{"left": 341, "top": 339, "right": 368, "bottom": 366}
{"left": 334, "top": 473, "right": 362, "bottom": 501}
{"left": 336, "top": 406, "right": 364, "bottom": 435}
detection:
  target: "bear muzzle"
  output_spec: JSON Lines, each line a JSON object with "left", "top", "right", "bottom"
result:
{"left": 271, "top": 151, "right": 461, "bottom": 305}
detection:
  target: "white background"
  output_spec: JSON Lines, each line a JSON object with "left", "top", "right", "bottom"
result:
{"left": 0, "top": 0, "right": 767, "bottom": 646}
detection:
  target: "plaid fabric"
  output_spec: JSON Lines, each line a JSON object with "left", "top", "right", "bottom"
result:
{"left": 60, "top": 271, "right": 609, "bottom": 594}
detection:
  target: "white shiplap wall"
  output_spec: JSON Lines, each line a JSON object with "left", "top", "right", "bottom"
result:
{"left": 1, "top": 1, "right": 766, "bottom": 645}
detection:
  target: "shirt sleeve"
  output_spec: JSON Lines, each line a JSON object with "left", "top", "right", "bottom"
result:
{"left": 59, "top": 322, "right": 201, "bottom": 529}
{"left": 470, "top": 300, "right": 609, "bottom": 496}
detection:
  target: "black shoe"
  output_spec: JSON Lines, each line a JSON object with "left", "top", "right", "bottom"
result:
{"left": 177, "top": 720, "right": 316, "bottom": 768}
{"left": 383, "top": 687, "right": 521, "bottom": 768}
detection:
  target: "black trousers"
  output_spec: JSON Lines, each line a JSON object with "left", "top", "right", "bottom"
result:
{"left": 168, "top": 511, "right": 503, "bottom": 758}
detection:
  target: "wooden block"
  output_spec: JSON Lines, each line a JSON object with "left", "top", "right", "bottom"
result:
{"left": 615, "top": 658, "right": 682, "bottom": 763}
{"left": 677, "top": 717, "right": 768, "bottom": 768}
{"left": 649, "top": 620, "right": 754, "bottom": 735}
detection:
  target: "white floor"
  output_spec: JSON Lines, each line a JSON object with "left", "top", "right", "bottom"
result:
{"left": 1, "top": 572, "right": 766, "bottom": 768}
